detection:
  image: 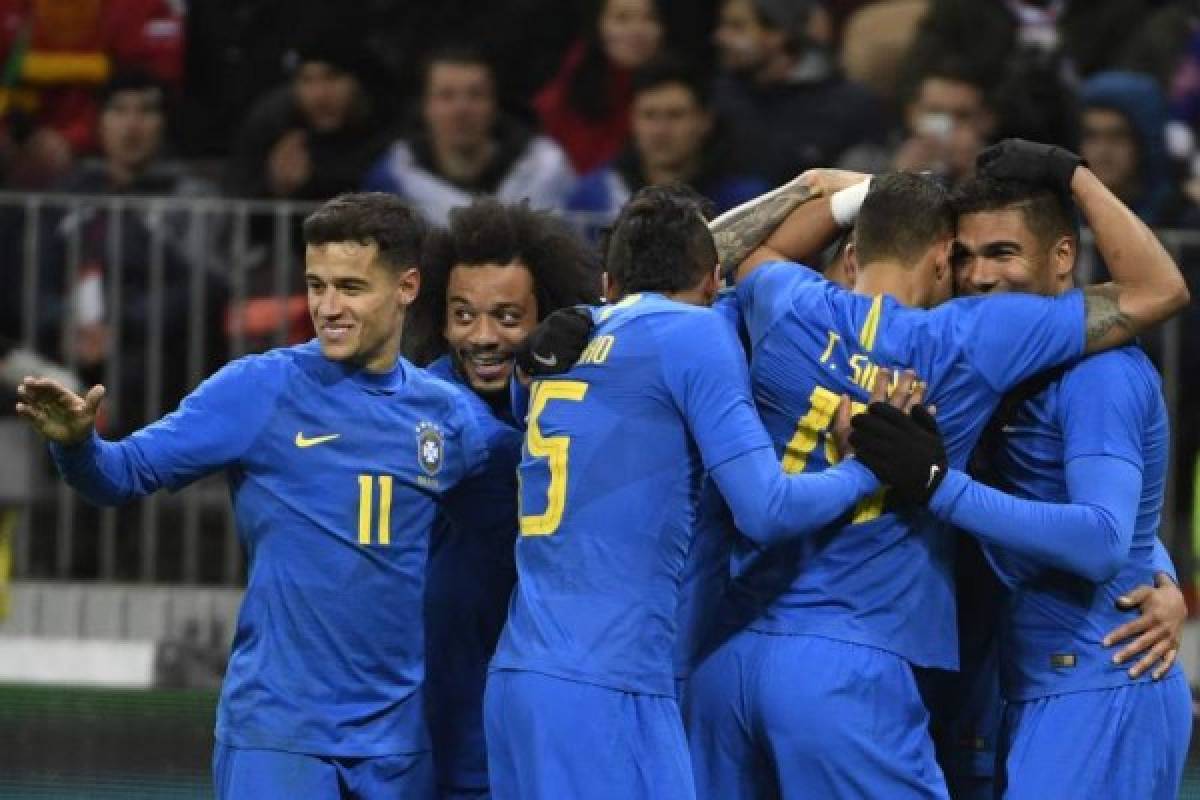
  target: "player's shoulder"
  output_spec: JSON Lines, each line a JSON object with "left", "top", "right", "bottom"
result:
{"left": 1062, "top": 344, "right": 1160, "bottom": 400}
{"left": 596, "top": 294, "right": 737, "bottom": 361}
{"left": 217, "top": 341, "right": 315, "bottom": 384}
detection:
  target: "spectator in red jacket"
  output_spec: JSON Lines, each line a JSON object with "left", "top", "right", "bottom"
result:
{"left": 0, "top": 0, "right": 183, "bottom": 189}
{"left": 533, "top": 0, "right": 667, "bottom": 174}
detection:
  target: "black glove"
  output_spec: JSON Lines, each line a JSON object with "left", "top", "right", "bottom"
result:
{"left": 514, "top": 306, "right": 594, "bottom": 377}
{"left": 849, "top": 403, "right": 948, "bottom": 505}
{"left": 976, "top": 138, "right": 1082, "bottom": 198}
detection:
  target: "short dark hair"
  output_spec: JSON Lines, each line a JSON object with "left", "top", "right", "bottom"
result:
{"left": 902, "top": 54, "right": 990, "bottom": 109}
{"left": 302, "top": 193, "right": 427, "bottom": 272}
{"left": 404, "top": 198, "right": 601, "bottom": 364}
{"left": 632, "top": 55, "right": 711, "bottom": 107}
{"left": 951, "top": 176, "right": 1078, "bottom": 248}
{"left": 422, "top": 44, "right": 493, "bottom": 94}
{"left": 100, "top": 70, "right": 165, "bottom": 110}
{"left": 604, "top": 184, "right": 717, "bottom": 295}
{"left": 744, "top": 0, "right": 815, "bottom": 54}
{"left": 855, "top": 172, "right": 955, "bottom": 266}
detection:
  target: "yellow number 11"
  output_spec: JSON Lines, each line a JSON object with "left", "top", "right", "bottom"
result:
{"left": 782, "top": 386, "right": 885, "bottom": 524}
{"left": 357, "top": 474, "right": 393, "bottom": 545}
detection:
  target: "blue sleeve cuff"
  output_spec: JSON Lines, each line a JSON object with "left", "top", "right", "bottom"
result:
{"left": 928, "top": 468, "right": 972, "bottom": 518}
{"left": 48, "top": 429, "right": 102, "bottom": 475}
{"left": 839, "top": 457, "right": 882, "bottom": 495}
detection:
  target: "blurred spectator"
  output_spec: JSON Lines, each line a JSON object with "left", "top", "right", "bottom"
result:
{"left": 840, "top": 57, "right": 994, "bottom": 186}
{"left": 902, "top": 0, "right": 1149, "bottom": 93}
{"left": 534, "top": 0, "right": 667, "bottom": 174}
{"left": 1118, "top": 1, "right": 1199, "bottom": 92}
{"left": 365, "top": 46, "right": 575, "bottom": 226}
{"left": 37, "top": 72, "right": 226, "bottom": 430}
{"left": 568, "top": 57, "right": 767, "bottom": 233}
{"left": 227, "top": 34, "right": 392, "bottom": 201}
{"left": 1078, "top": 71, "right": 1196, "bottom": 228}
{"left": 838, "top": 0, "right": 929, "bottom": 104}
{"left": 0, "top": 0, "right": 182, "bottom": 189}
{"left": 711, "top": 0, "right": 883, "bottom": 185}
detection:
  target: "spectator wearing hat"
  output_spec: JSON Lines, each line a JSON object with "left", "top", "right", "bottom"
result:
{"left": 1079, "top": 70, "right": 1194, "bottom": 228}
{"left": 711, "top": 0, "right": 883, "bottom": 186}
{"left": 364, "top": 45, "right": 575, "bottom": 226}
{"left": 227, "top": 34, "right": 392, "bottom": 201}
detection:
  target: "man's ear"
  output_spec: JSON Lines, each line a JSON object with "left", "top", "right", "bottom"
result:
{"left": 396, "top": 267, "right": 420, "bottom": 306}
{"left": 602, "top": 271, "right": 621, "bottom": 303}
{"left": 1051, "top": 235, "right": 1076, "bottom": 283}
{"left": 843, "top": 241, "right": 859, "bottom": 287}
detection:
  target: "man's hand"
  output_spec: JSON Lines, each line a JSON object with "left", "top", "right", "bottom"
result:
{"left": 15, "top": 377, "right": 104, "bottom": 445}
{"left": 1103, "top": 572, "right": 1187, "bottom": 680}
{"left": 514, "top": 307, "right": 594, "bottom": 379}
{"left": 849, "top": 401, "right": 946, "bottom": 504}
{"left": 975, "top": 138, "right": 1082, "bottom": 198}
{"left": 832, "top": 368, "right": 924, "bottom": 459}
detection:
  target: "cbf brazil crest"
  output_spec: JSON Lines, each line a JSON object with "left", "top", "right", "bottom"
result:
{"left": 416, "top": 421, "right": 444, "bottom": 476}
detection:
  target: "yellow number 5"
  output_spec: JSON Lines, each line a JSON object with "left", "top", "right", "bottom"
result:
{"left": 782, "top": 386, "right": 885, "bottom": 524}
{"left": 520, "top": 380, "right": 588, "bottom": 536}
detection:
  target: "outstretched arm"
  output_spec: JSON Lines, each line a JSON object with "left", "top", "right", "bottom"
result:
{"left": 710, "top": 170, "right": 869, "bottom": 283}
{"left": 927, "top": 455, "right": 1139, "bottom": 583}
{"left": 976, "top": 140, "right": 1189, "bottom": 354}
{"left": 17, "top": 360, "right": 278, "bottom": 506}
{"left": 1076, "top": 166, "right": 1190, "bottom": 352}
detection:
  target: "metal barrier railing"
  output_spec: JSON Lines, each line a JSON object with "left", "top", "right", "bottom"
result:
{"left": 0, "top": 192, "right": 1195, "bottom": 586}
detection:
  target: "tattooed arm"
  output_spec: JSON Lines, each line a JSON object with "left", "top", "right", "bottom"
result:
{"left": 1076, "top": 167, "right": 1190, "bottom": 353}
{"left": 711, "top": 169, "right": 868, "bottom": 283}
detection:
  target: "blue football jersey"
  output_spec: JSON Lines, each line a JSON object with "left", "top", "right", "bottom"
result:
{"left": 731, "top": 261, "right": 1086, "bottom": 669}
{"left": 51, "top": 341, "right": 490, "bottom": 756}
{"left": 423, "top": 355, "right": 523, "bottom": 788}
{"left": 491, "top": 293, "right": 778, "bottom": 697}
{"left": 980, "top": 346, "right": 1174, "bottom": 700}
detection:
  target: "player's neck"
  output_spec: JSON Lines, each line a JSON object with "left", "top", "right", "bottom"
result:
{"left": 663, "top": 286, "right": 712, "bottom": 306}
{"left": 854, "top": 262, "right": 923, "bottom": 308}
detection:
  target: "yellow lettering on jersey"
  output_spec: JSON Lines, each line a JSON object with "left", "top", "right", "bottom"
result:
{"left": 377, "top": 475, "right": 393, "bottom": 546}
{"left": 578, "top": 335, "right": 615, "bottom": 366}
{"left": 782, "top": 385, "right": 887, "bottom": 523}
{"left": 849, "top": 353, "right": 868, "bottom": 387}
{"left": 819, "top": 331, "right": 841, "bottom": 364}
{"left": 520, "top": 380, "right": 589, "bottom": 536}
{"left": 599, "top": 293, "right": 643, "bottom": 321}
{"left": 859, "top": 294, "right": 884, "bottom": 351}
{"left": 781, "top": 387, "right": 841, "bottom": 474}
{"left": 357, "top": 475, "right": 373, "bottom": 545}
{"left": 357, "top": 474, "right": 393, "bottom": 546}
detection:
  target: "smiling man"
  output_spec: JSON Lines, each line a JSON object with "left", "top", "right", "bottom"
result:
{"left": 15, "top": 192, "right": 501, "bottom": 800}
{"left": 401, "top": 197, "right": 598, "bottom": 799}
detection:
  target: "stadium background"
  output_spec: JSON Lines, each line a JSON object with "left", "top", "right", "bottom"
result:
{"left": 2, "top": 0, "right": 1200, "bottom": 796}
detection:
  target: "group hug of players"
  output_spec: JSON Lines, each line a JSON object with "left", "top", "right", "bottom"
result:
{"left": 14, "top": 137, "right": 1194, "bottom": 799}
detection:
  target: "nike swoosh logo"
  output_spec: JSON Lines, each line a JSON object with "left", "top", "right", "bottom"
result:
{"left": 926, "top": 464, "right": 942, "bottom": 489}
{"left": 532, "top": 352, "right": 558, "bottom": 368}
{"left": 295, "top": 432, "right": 340, "bottom": 448}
